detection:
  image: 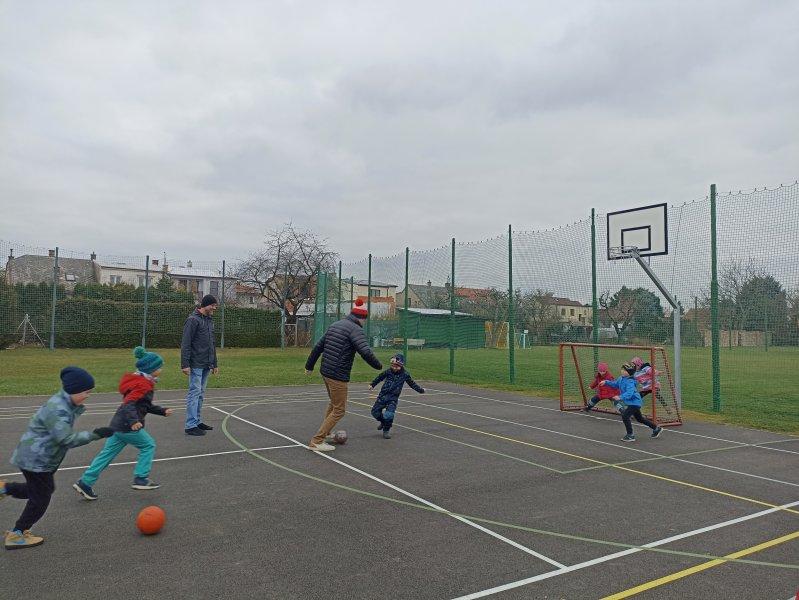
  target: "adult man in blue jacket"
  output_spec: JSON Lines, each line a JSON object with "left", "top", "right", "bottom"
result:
{"left": 305, "top": 299, "right": 382, "bottom": 451}
{"left": 181, "top": 294, "right": 219, "bottom": 436}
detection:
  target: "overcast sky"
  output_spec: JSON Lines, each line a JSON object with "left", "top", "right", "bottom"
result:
{"left": 1, "top": 1, "right": 797, "bottom": 263}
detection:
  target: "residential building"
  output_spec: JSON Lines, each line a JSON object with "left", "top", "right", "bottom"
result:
{"left": 5, "top": 251, "right": 97, "bottom": 290}
{"left": 541, "top": 296, "right": 593, "bottom": 325}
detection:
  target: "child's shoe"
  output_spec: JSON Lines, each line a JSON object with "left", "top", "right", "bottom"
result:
{"left": 651, "top": 426, "right": 663, "bottom": 438}
{"left": 5, "top": 529, "right": 44, "bottom": 550}
{"left": 621, "top": 434, "right": 636, "bottom": 442}
{"left": 309, "top": 442, "right": 335, "bottom": 452}
{"left": 382, "top": 430, "right": 392, "bottom": 439}
{"left": 377, "top": 423, "right": 384, "bottom": 430}
{"left": 583, "top": 400, "right": 598, "bottom": 412}
{"left": 132, "top": 477, "right": 160, "bottom": 490}
{"left": 73, "top": 480, "right": 98, "bottom": 500}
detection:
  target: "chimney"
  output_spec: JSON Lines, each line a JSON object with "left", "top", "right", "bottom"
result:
{"left": 48, "top": 249, "right": 55, "bottom": 258}
{"left": 90, "top": 252, "right": 97, "bottom": 261}
{"left": 187, "top": 260, "right": 193, "bottom": 268}
{"left": 427, "top": 280, "right": 432, "bottom": 287}
{"left": 152, "top": 259, "right": 159, "bottom": 267}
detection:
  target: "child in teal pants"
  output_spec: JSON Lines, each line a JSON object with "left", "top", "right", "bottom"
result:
{"left": 73, "top": 347, "right": 172, "bottom": 500}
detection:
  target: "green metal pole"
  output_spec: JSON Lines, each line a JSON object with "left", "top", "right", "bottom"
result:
{"left": 337, "top": 261, "right": 342, "bottom": 320}
{"left": 220, "top": 260, "right": 226, "bottom": 349}
{"left": 450, "top": 238, "right": 455, "bottom": 375}
{"left": 350, "top": 276, "right": 354, "bottom": 311}
{"left": 508, "top": 225, "right": 515, "bottom": 383}
{"left": 710, "top": 184, "right": 721, "bottom": 412}
{"left": 49, "top": 247, "right": 59, "bottom": 351}
{"left": 321, "top": 270, "right": 328, "bottom": 334}
{"left": 591, "top": 209, "right": 599, "bottom": 367}
{"left": 403, "top": 247, "right": 409, "bottom": 361}
{"left": 141, "top": 255, "right": 150, "bottom": 348}
{"left": 367, "top": 254, "right": 372, "bottom": 346}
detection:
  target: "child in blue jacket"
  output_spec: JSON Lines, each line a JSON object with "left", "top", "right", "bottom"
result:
{"left": 600, "top": 363, "right": 663, "bottom": 442}
{"left": 369, "top": 353, "right": 425, "bottom": 439}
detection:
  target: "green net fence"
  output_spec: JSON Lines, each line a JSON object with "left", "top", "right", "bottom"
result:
{"left": 318, "top": 182, "right": 798, "bottom": 429}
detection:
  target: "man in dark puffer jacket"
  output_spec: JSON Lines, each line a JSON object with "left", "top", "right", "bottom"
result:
{"left": 305, "top": 299, "right": 382, "bottom": 451}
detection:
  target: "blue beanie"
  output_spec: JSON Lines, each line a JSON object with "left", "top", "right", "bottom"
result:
{"left": 134, "top": 346, "right": 164, "bottom": 374}
{"left": 60, "top": 367, "right": 95, "bottom": 394}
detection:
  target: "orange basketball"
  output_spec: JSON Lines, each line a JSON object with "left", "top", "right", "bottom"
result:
{"left": 136, "top": 506, "right": 166, "bottom": 535}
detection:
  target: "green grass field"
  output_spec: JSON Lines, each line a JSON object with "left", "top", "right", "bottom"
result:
{"left": 0, "top": 346, "right": 796, "bottom": 433}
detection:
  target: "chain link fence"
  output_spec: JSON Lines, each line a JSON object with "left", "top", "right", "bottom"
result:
{"left": 317, "top": 181, "right": 798, "bottom": 421}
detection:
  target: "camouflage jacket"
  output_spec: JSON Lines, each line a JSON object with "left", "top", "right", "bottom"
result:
{"left": 10, "top": 390, "right": 99, "bottom": 472}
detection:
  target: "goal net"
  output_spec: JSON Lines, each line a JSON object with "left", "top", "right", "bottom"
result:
{"left": 559, "top": 343, "right": 682, "bottom": 427}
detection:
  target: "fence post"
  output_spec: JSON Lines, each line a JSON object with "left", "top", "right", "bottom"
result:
{"left": 450, "top": 237, "right": 455, "bottom": 375}
{"left": 49, "top": 247, "right": 59, "bottom": 351}
{"left": 350, "top": 276, "right": 354, "bottom": 311}
{"left": 220, "top": 260, "right": 226, "bottom": 349}
{"left": 403, "top": 247, "right": 409, "bottom": 362}
{"left": 142, "top": 255, "right": 150, "bottom": 347}
{"left": 280, "top": 266, "right": 287, "bottom": 350}
{"left": 321, "top": 269, "right": 328, "bottom": 334}
{"left": 710, "top": 184, "right": 721, "bottom": 412}
{"left": 367, "top": 254, "right": 372, "bottom": 346}
{"left": 337, "top": 261, "right": 342, "bottom": 320}
{"left": 508, "top": 226, "right": 515, "bottom": 383}
{"left": 591, "top": 208, "right": 599, "bottom": 366}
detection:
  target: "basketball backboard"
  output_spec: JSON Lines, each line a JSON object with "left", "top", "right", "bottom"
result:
{"left": 606, "top": 203, "right": 668, "bottom": 260}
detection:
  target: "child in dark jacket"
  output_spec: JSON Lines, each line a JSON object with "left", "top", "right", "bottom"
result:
{"left": 73, "top": 347, "right": 172, "bottom": 500}
{"left": 369, "top": 353, "right": 425, "bottom": 439}
{"left": 600, "top": 363, "right": 663, "bottom": 442}
{"left": 584, "top": 362, "right": 616, "bottom": 411}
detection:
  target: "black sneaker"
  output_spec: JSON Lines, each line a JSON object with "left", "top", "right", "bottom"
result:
{"left": 382, "top": 430, "right": 392, "bottom": 439}
{"left": 72, "top": 480, "right": 98, "bottom": 501}
{"left": 185, "top": 427, "right": 206, "bottom": 436}
{"left": 198, "top": 423, "right": 214, "bottom": 431}
{"left": 132, "top": 477, "right": 160, "bottom": 490}
{"left": 651, "top": 426, "right": 663, "bottom": 438}
{"left": 621, "top": 434, "right": 636, "bottom": 442}
{"left": 377, "top": 423, "right": 384, "bottom": 431}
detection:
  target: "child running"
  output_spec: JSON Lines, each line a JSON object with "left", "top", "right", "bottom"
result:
{"left": 600, "top": 362, "right": 663, "bottom": 442}
{"left": 584, "top": 362, "right": 615, "bottom": 411}
{"left": 1, "top": 367, "right": 111, "bottom": 549}
{"left": 73, "top": 347, "right": 172, "bottom": 500}
{"left": 369, "top": 353, "right": 425, "bottom": 439}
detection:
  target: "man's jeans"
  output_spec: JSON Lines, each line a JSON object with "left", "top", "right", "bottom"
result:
{"left": 186, "top": 368, "right": 210, "bottom": 429}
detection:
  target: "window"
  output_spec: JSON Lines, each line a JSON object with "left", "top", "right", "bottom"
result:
{"left": 65, "top": 274, "right": 76, "bottom": 282}
{"left": 189, "top": 280, "right": 199, "bottom": 295}
{"left": 210, "top": 280, "right": 220, "bottom": 296}
{"left": 177, "top": 279, "right": 188, "bottom": 290}
{"left": 373, "top": 289, "right": 382, "bottom": 297}
{"left": 561, "top": 308, "right": 566, "bottom": 316}
{"left": 110, "top": 275, "right": 123, "bottom": 285}
{"left": 137, "top": 275, "right": 146, "bottom": 288}
{"left": 570, "top": 309, "right": 575, "bottom": 316}
{"left": 248, "top": 295, "right": 255, "bottom": 304}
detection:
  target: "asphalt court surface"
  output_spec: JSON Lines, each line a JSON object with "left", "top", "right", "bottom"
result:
{"left": 1, "top": 382, "right": 797, "bottom": 599}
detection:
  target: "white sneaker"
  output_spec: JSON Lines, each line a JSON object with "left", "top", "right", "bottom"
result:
{"left": 309, "top": 442, "right": 335, "bottom": 452}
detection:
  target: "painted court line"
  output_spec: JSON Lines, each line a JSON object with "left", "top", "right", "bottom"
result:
{"left": 450, "top": 499, "right": 799, "bottom": 600}
{"left": 601, "top": 529, "right": 799, "bottom": 599}
{"left": 209, "top": 405, "right": 567, "bottom": 569}
{"left": 0, "top": 444, "right": 302, "bottom": 478}
{"left": 426, "top": 387, "right": 794, "bottom": 451}
{"left": 405, "top": 397, "right": 799, "bottom": 488}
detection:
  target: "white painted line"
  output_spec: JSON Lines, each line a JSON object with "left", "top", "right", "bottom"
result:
{"left": 0, "top": 444, "right": 302, "bottom": 478}
{"left": 402, "top": 398, "right": 799, "bottom": 487}
{"left": 450, "top": 499, "right": 799, "bottom": 599}
{"left": 210, "top": 405, "right": 567, "bottom": 569}
{"left": 426, "top": 387, "right": 794, "bottom": 450}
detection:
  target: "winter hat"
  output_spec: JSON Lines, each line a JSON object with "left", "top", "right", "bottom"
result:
{"left": 621, "top": 363, "right": 636, "bottom": 376}
{"left": 390, "top": 353, "right": 405, "bottom": 366}
{"left": 201, "top": 294, "right": 218, "bottom": 308}
{"left": 60, "top": 366, "right": 95, "bottom": 394}
{"left": 597, "top": 362, "right": 609, "bottom": 373}
{"left": 631, "top": 356, "right": 644, "bottom": 369}
{"left": 351, "top": 298, "right": 368, "bottom": 319}
{"left": 134, "top": 346, "right": 164, "bottom": 374}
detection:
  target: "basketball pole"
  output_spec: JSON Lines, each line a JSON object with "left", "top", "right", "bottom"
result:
{"left": 627, "top": 248, "right": 682, "bottom": 409}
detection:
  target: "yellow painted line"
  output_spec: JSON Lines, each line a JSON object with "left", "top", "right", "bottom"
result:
{"left": 349, "top": 401, "right": 799, "bottom": 516}
{"left": 601, "top": 530, "right": 799, "bottom": 599}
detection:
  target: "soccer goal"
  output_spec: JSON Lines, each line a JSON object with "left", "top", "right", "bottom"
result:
{"left": 559, "top": 343, "right": 682, "bottom": 427}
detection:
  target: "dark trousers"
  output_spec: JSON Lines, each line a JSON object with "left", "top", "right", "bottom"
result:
{"left": 621, "top": 406, "right": 657, "bottom": 435}
{"left": 371, "top": 397, "right": 398, "bottom": 431}
{"left": 5, "top": 470, "right": 56, "bottom": 532}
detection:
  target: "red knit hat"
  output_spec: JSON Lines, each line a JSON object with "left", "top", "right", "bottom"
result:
{"left": 351, "top": 298, "right": 368, "bottom": 319}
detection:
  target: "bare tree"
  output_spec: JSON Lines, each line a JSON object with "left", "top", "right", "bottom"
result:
{"left": 518, "top": 290, "right": 560, "bottom": 344}
{"left": 718, "top": 258, "right": 764, "bottom": 347}
{"left": 235, "top": 224, "right": 338, "bottom": 319}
